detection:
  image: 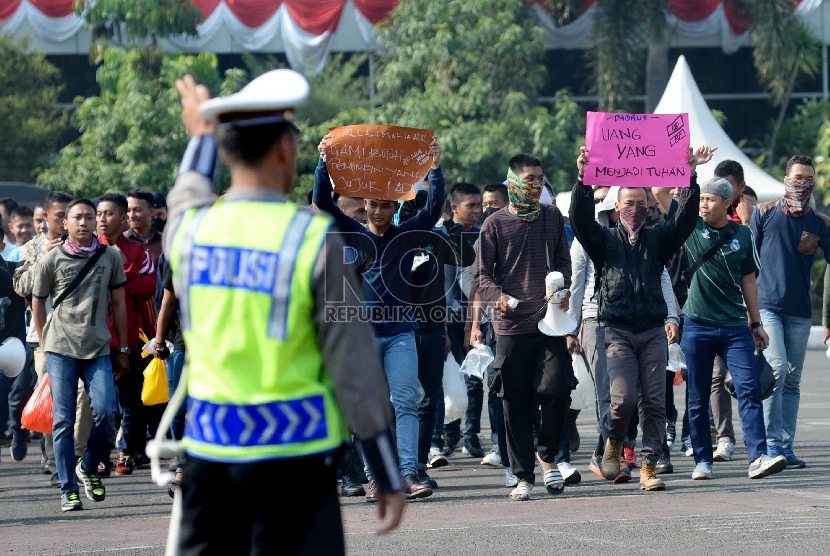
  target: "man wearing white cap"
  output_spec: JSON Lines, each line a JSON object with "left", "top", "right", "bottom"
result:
{"left": 163, "top": 71, "right": 404, "bottom": 554}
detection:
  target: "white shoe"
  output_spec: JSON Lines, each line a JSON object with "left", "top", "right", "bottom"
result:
{"left": 557, "top": 461, "right": 582, "bottom": 485}
{"left": 481, "top": 447, "right": 502, "bottom": 468}
{"left": 713, "top": 438, "right": 735, "bottom": 462}
{"left": 505, "top": 468, "right": 518, "bottom": 487}
{"left": 427, "top": 447, "right": 448, "bottom": 469}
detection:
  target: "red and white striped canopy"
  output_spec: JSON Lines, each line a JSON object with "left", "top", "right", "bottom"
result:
{"left": 0, "top": 0, "right": 821, "bottom": 74}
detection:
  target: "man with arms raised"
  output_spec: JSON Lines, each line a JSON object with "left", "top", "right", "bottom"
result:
{"left": 570, "top": 146, "right": 702, "bottom": 491}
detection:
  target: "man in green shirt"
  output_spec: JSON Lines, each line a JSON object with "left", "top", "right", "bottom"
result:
{"left": 654, "top": 177, "right": 787, "bottom": 481}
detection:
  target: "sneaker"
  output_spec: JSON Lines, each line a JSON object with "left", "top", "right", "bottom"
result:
{"left": 655, "top": 454, "right": 674, "bottom": 474}
{"left": 749, "top": 454, "right": 788, "bottom": 479}
{"left": 588, "top": 453, "right": 603, "bottom": 477}
{"left": 11, "top": 431, "right": 29, "bottom": 461}
{"left": 427, "top": 447, "right": 448, "bottom": 469}
{"left": 683, "top": 438, "right": 693, "bottom": 457}
{"left": 713, "top": 438, "right": 735, "bottom": 462}
{"left": 98, "top": 460, "right": 112, "bottom": 478}
{"left": 666, "top": 421, "right": 676, "bottom": 450}
{"left": 461, "top": 435, "right": 485, "bottom": 458}
{"left": 623, "top": 444, "right": 640, "bottom": 468}
{"left": 364, "top": 480, "right": 378, "bottom": 503}
{"left": 614, "top": 458, "right": 632, "bottom": 484}
{"left": 692, "top": 461, "right": 713, "bottom": 480}
{"left": 557, "top": 462, "right": 581, "bottom": 486}
{"left": 600, "top": 439, "right": 623, "bottom": 480}
{"left": 341, "top": 474, "right": 366, "bottom": 497}
{"left": 417, "top": 468, "right": 438, "bottom": 489}
{"left": 134, "top": 453, "right": 151, "bottom": 468}
{"left": 505, "top": 468, "right": 518, "bottom": 488}
{"left": 639, "top": 461, "right": 665, "bottom": 491}
{"left": 75, "top": 461, "right": 106, "bottom": 502}
{"left": 402, "top": 473, "right": 433, "bottom": 500}
{"left": 782, "top": 447, "right": 806, "bottom": 469}
{"left": 115, "top": 453, "right": 134, "bottom": 476}
{"left": 481, "top": 446, "right": 502, "bottom": 468}
{"left": 50, "top": 472, "right": 61, "bottom": 488}
{"left": 442, "top": 432, "right": 461, "bottom": 457}
{"left": 61, "top": 492, "right": 83, "bottom": 512}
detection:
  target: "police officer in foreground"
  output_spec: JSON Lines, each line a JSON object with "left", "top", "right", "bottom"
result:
{"left": 164, "top": 71, "right": 405, "bottom": 554}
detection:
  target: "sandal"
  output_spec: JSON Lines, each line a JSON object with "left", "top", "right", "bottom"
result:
{"left": 509, "top": 482, "right": 532, "bottom": 501}
{"left": 543, "top": 468, "right": 565, "bottom": 495}
{"left": 168, "top": 468, "right": 183, "bottom": 499}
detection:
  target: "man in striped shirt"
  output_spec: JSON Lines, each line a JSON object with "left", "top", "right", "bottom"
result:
{"left": 475, "top": 153, "right": 574, "bottom": 501}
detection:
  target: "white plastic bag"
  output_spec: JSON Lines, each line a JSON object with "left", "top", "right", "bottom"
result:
{"left": 442, "top": 355, "right": 468, "bottom": 424}
{"left": 458, "top": 343, "right": 494, "bottom": 381}
{"left": 667, "top": 343, "right": 687, "bottom": 372}
{"left": 570, "top": 352, "right": 596, "bottom": 411}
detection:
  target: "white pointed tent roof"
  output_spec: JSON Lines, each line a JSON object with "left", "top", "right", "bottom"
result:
{"left": 655, "top": 55, "right": 783, "bottom": 202}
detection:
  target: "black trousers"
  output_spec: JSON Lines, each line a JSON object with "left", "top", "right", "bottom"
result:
{"left": 179, "top": 454, "right": 344, "bottom": 556}
{"left": 493, "top": 332, "right": 573, "bottom": 486}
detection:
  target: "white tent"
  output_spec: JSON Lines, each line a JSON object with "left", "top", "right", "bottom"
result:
{"left": 655, "top": 55, "right": 784, "bottom": 202}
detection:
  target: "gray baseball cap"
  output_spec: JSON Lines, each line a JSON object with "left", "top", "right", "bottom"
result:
{"left": 700, "top": 177, "right": 733, "bottom": 200}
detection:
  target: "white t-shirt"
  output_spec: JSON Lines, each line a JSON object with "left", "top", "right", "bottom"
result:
{"left": 1, "top": 241, "right": 16, "bottom": 261}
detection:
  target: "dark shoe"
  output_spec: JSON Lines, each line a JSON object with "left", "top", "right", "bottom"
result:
{"left": 783, "top": 447, "right": 806, "bottom": 469}
{"left": 601, "top": 439, "right": 623, "bottom": 481}
{"left": 417, "top": 468, "right": 438, "bottom": 489}
{"left": 666, "top": 421, "right": 676, "bottom": 451}
{"left": 50, "top": 472, "right": 61, "bottom": 488}
{"left": 98, "top": 460, "right": 112, "bottom": 478}
{"left": 11, "top": 431, "right": 29, "bottom": 461}
{"left": 461, "top": 435, "right": 485, "bottom": 458}
{"left": 567, "top": 409, "right": 580, "bottom": 453}
{"left": 341, "top": 477, "right": 366, "bottom": 497}
{"left": 402, "top": 474, "right": 433, "bottom": 500}
{"left": 133, "top": 453, "right": 150, "bottom": 468}
{"left": 364, "top": 480, "right": 378, "bottom": 502}
{"left": 442, "top": 432, "right": 461, "bottom": 457}
{"left": 655, "top": 454, "right": 674, "bottom": 475}
{"left": 115, "top": 452, "right": 134, "bottom": 476}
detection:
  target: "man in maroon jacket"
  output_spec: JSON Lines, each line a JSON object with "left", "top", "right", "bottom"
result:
{"left": 95, "top": 192, "right": 157, "bottom": 476}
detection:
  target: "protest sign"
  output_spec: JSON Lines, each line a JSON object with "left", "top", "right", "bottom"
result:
{"left": 324, "top": 125, "right": 435, "bottom": 201}
{"left": 584, "top": 112, "right": 691, "bottom": 188}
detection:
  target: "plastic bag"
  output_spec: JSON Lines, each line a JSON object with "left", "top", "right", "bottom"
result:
{"left": 724, "top": 350, "right": 776, "bottom": 401}
{"left": 570, "top": 352, "right": 596, "bottom": 411}
{"left": 458, "top": 343, "right": 494, "bottom": 380}
{"left": 141, "top": 357, "right": 170, "bottom": 406}
{"left": 442, "top": 355, "right": 468, "bottom": 424}
{"left": 667, "top": 343, "right": 687, "bottom": 385}
{"left": 21, "top": 374, "right": 53, "bottom": 434}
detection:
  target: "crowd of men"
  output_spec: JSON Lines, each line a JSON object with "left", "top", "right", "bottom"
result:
{"left": 0, "top": 128, "right": 828, "bottom": 515}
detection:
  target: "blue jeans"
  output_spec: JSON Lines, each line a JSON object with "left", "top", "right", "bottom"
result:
{"left": 166, "top": 349, "right": 187, "bottom": 442}
{"left": 369, "top": 332, "right": 419, "bottom": 478}
{"left": 681, "top": 317, "right": 767, "bottom": 464}
{"left": 759, "top": 309, "right": 812, "bottom": 449}
{"left": 47, "top": 353, "right": 117, "bottom": 495}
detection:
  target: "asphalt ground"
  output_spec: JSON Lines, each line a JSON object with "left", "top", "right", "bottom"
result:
{"left": 1, "top": 351, "right": 828, "bottom": 556}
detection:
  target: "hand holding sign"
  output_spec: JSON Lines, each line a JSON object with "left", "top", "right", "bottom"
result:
{"left": 324, "top": 125, "right": 436, "bottom": 201}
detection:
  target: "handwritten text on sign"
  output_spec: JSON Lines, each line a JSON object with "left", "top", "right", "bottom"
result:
{"left": 584, "top": 112, "right": 690, "bottom": 188}
{"left": 325, "top": 125, "right": 435, "bottom": 201}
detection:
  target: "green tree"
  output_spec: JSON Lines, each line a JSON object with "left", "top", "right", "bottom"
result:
{"left": 38, "top": 49, "right": 244, "bottom": 196}
{"left": 75, "top": 0, "right": 202, "bottom": 47}
{"left": 319, "top": 0, "right": 585, "bottom": 191}
{"left": 0, "top": 35, "right": 68, "bottom": 183}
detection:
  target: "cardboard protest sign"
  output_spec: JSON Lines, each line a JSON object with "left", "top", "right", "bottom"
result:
{"left": 325, "top": 125, "right": 435, "bottom": 201}
{"left": 584, "top": 112, "right": 691, "bottom": 188}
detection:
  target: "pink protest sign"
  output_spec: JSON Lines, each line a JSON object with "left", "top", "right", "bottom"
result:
{"left": 584, "top": 112, "right": 691, "bottom": 188}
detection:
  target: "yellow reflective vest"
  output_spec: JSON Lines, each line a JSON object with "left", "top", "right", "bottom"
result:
{"left": 169, "top": 199, "right": 348, "bottom": 462}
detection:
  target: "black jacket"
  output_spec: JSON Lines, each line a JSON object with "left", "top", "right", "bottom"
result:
{"left": 0, "top": 261, "right": 26, "bottom": 343}
{"left": 569, "top": 177, "right": 700, "bottom": 332}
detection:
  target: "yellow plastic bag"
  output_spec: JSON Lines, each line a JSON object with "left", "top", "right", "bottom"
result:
{"left": 141, "top": 357, "right": 170, "bottom": 406}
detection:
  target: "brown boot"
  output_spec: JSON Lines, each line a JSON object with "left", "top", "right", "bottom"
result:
{"left": 639, "top": 460, "right": 666, "bottom": 491}
{"left": 601, "top": 439, "right": 623, "bottom": 481}
{"left": 403, "top": 474, "right": 433, "bottom": 500}
{"left": 614, "top": 457, "right": 632, "bottom": 484}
